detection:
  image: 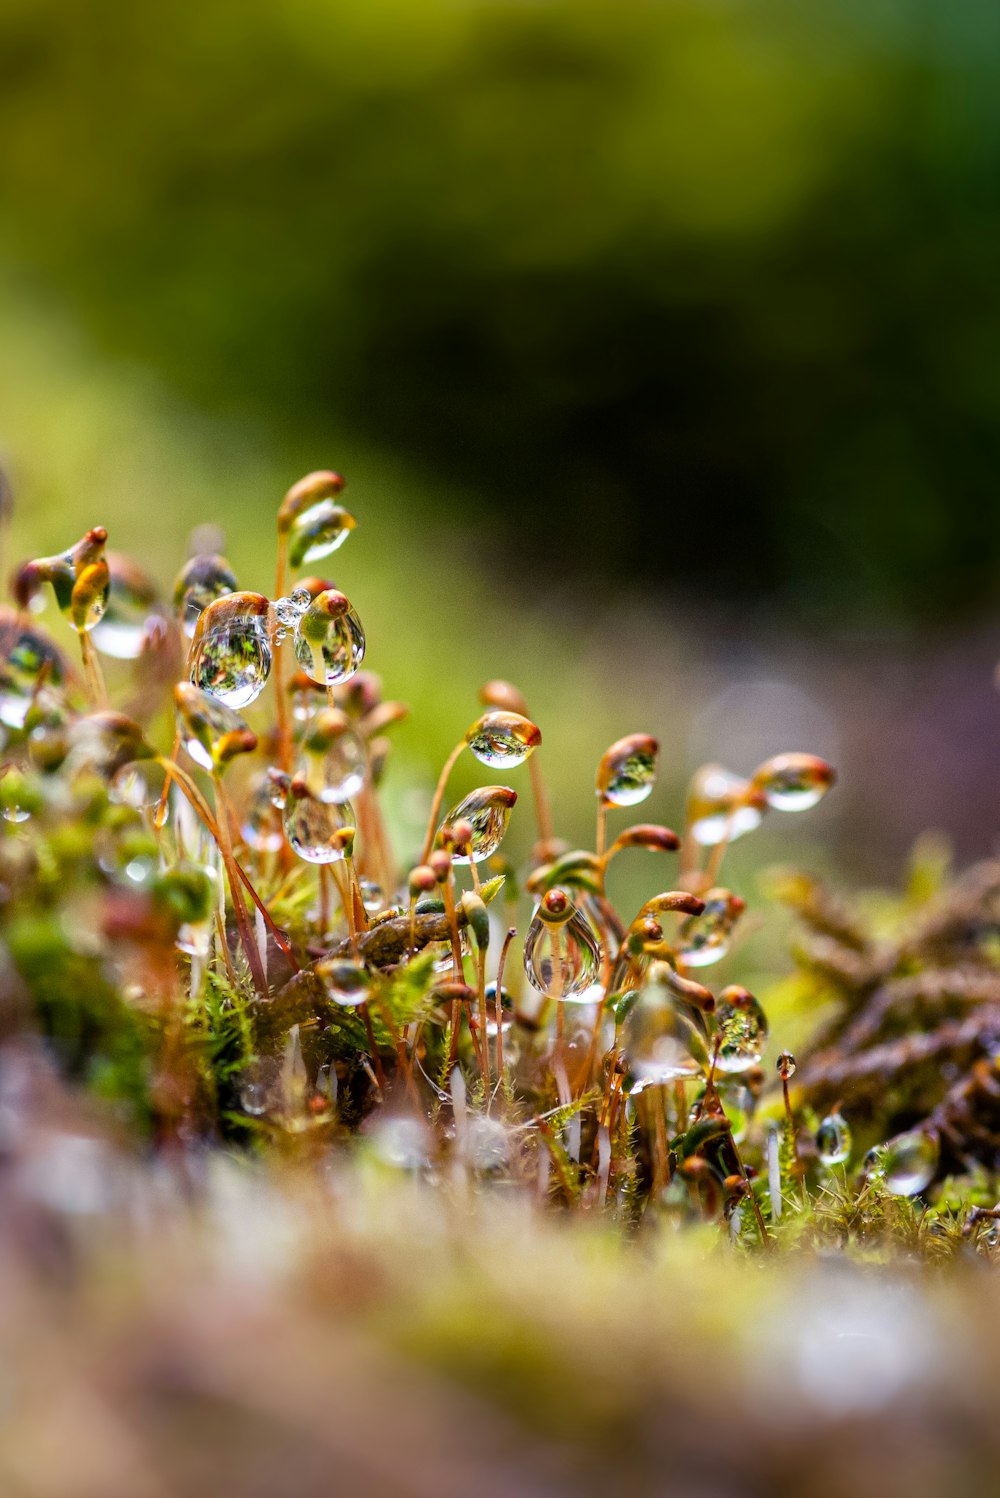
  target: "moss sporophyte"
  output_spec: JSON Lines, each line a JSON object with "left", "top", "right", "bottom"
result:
{"left": 3, "top": 466, "right": 998, "bottom": 1249}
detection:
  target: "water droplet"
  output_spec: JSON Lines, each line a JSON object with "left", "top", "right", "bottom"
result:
{"left": 686, "top": 765, "right": 765, "bottom": 847}
{"left": 0, "top": 611, "right": 67, "bottom": 729}
{"left": 523, "top": 899, "right": 601, "bottom": 1000}
{"left": 358, "top": 878, "right": 386, "bottom": 916}
{"left": 175, "top": 684, "right": 256, "bottom": 773}
{"left": 238, "top": 1057, "right": 280, "bottom": 1116}
{"left": 863, "top": 1145, "right": 885, "bottom": 1180}
{"left": 713, "top": 986, "right": 768, "bottom": 1073}
{"left": 880, "top": 1130, "right": 939, "bottom": 1196}
{"left": 66, "top": 712, "right": 150, "bottom": 781}
{"left": 439, "top": 786, "right": 517, "bottom": 863}
{"left": 91, "top": 554, "right": 162, "bottom": 659}
{"left": 109, "top": 759, "right": 168, "bottom": 813}
{"left": 366, "top": 1114, "right": 431, "bottom": 1171}
{"left": 190, "top": 592, "right": 272, "bottom": 709}
{"left": 16, "top": 528, "right": 110, "bottom": 633}
{"left": 293, "top": 590, "right": 365, "bottom": 686}
{"left": 750, "top": 752, "right": 835, "bottom": 812}
{"left": 174, "top": 862, "right": 220, "bottom": 957}
{"left": 675, "top": 888, "right": 745, "bottom": 967}
{"left": 281, "top": 479, "right": 356, "bottom": 568}
{"left": 283, "top": 781, "right": 355, "bottom": 863}
{"left": 272, "top": 589, "right": 311, "bottom": 629}
{"left": 621, "top": 965, "right": 710, "bottom": 1086}
{"left": 465, "top": 710, "right": 541, "bottom": 769}
{"left": 463, "top": 1115, "right": 511, "bottom": 1171}
{"left": 776, "top": 1049, "right": 797, "bottom": 1081}
{"left": 317, "top": 958, "right": 372, "bottom": 1007}
{"left": 299, "top": 708, "right": 368, "bottom": 803}
{"left": 596, "top": 733, "right": 658, "bottom": 808}
{"left": 240, "top": 775, "right": 286, "bottom": 853}
{"left": 484, "top": 981, "right": 513, "bottom": 1036}
{"left": 719, "top": 1081, "right": 753, "bottom": 1143}
{"left": 173, "top": 553, "right": 238, "bottom": 638}
{"left": 239, "top": 1078, "right": 270, "bottom": 1115}
{"left": 816, "top": 1111, "right": 852, "bottom": 1167}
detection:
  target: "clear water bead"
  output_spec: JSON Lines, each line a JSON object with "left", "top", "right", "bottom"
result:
{"left": 173, "top": 553, "right": 238, "bottom": 638}
{"left": 880, "top": 1130, "right": 939, "bottom": 1197}
{"left": 713, "top": 986, "right": 769, "bottom": 1074}
{"left": 190, "top": 593, "right": 272, "bottom": 710}
{"left": 816, "top": 1111, "right": 852, "bottom": 1167}
{"left": 484, "top": 981, "right": 513, "bottom": 1036}
{"left": 317, "top": 958, "right": 372, "bottom": 1008}
{"left": 293, "top": 591, "right": 366, "bottom": 686}
{"left": 241, "top": 775, "right": 286, "bottom": 853}
{"left": 0, "top": 613, "right": 66, "bottom": 729}
{"left": 91, "top": 554, "right": 161, "bottom": 660}
{"left": 283, "top": 783, "right": 355, "bottom": 864}
{"left": 287, "top": 499, "right": 356, "bottom": 568}
{"left": 465, "top": 710, "right": 541, "bottom": 769}
{"left": 751, "top": 752, "right": 835, "bottom": 812}
{"left": 676, "top": 888, "right": 745, "bottom": 968}
{"left": 596, "top": 733, "right": 658, "bottom": 808}
{"left": 175, "top": 685, "right": 255, "bottom": 773}
{"left": 300, "top": 711, "right": 368, "bottom": 804}
{"left": 686, "top": 765, "right": 765, "bottom": 847}
{"left": 622, "top": 967, "right": 710, "bottom": 1087}
{"left": 523, "top": 903, "right": 601, "bottom": 1001}
{"left": 439, "top": 786, "right": 517, "bottom": 863}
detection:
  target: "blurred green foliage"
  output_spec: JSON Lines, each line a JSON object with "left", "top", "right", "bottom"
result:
{"left": 2, "top": 0, "right": 1000, "bottom": 616}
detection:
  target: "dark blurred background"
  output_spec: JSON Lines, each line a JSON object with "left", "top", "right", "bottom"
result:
{"left": 1, "top": 0, "right": 999, "bottom": 876}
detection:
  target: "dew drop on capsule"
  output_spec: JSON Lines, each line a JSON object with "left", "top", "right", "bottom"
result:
{"left": 241, "top": 774, "right": 286, "bottom": 854}
{"left": 880, "top": 1129, "right": 939, "bottom": 1197}
{"left": 484, "top": 981, "right": 513, "bottom": 1036}
{"left": 776, "top": 1049, "right": 796, "bottom": 1081}
{"left": 596, "top": 733, "right": 659, "bottom": 808}
{"left": 293, "top": 590, "right": 365, "bottom": 687}
{"left": 91, "top": 554, "right": 162, "bottom": 660}
{"left": 751, "top": 752, "right": 835, "bottom": 813}
{"left": 675, "top": 888, "right": 745, "bottom": 968}
{"left": 713, "top": 986, "right": 768, "bottom": 1074}
{"left": 175, "top": 684, "right": 256, "bottom": 773}
{"left": 299, "top": 708, "right": 368, "bottom": 803}
{"left": 465, "top": 710, "right": 541, "bottom": 769}
{"left": 280, "top": 472, "right": 357, "bottom": 568}
{"left": 174, "top": 862, "right": 220, "bottom": 958}
{"left": 718, "top": 1081, "right": 754, "bottom": 1144}
{"left": 190, "top": 592, "right": 272, "bottom": 709}
{"left": 439, "top": 786, "right": 517, "bottom": 864}
{"left": 686, "top": 765, "right": 765, "bottom": 848}
{"left": 283, "top": 782, "right": 355, "bottom": 864}
{"left": 0, "top": 612, "right": 67, "bottom": 729}
{"left": 523, "top": 891, "right": 601, "bottom": 1001}
{"left": 172, "top": 553, "right": 239, "bottom": 639}
{"left": 317, "top": 958, "right": 372, "bottom": 1008}
{"left": 621, "top": 964, "right": 710, "bottom": 1088}
{"left": 816, "top": 1111, "right": 851, "bottom": 1167}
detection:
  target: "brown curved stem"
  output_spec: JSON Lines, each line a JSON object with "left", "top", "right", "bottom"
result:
{"left": 212, "top": 770, "right": 268, "bottom": 997}
{"left": 420, "top": 738, "right": 465, "bottom": 863}
{"left": 156, "top": 757, "right": 298, "bottom": 970}
{"left": 274, "top": 536, "right": 292, "bottom": 773}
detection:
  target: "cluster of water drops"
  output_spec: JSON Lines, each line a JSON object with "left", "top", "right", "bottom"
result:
{"left": 9, "top": 464, "right": 962, "bottom": 1237}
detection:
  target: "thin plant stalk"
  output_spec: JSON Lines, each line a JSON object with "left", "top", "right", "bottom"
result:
{"left": 210, "top": 769, "right": 268, "bottom": 997}
{"left": 78, "top": 630, "right": 108, "bottom": 709}
{"left": 420, "top": 739, "right": 466, "bottom": 863}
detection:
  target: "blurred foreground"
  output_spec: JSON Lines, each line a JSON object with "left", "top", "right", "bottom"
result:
{"left": 0, "top": 1050, "right": 997, "bottom": 1498}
